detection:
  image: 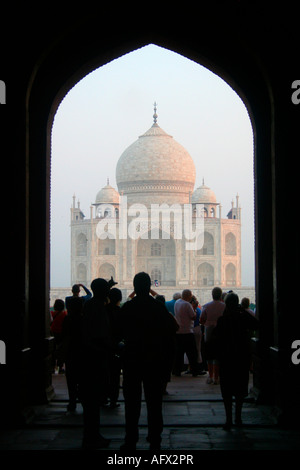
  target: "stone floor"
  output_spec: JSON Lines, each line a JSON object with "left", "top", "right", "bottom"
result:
{"left": 0, "top": 371, "right": 299, "bottom": 457}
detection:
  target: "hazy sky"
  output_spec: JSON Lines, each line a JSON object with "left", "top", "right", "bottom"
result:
{"left": 50, "top": 44, "right": 255, "bottom": 288}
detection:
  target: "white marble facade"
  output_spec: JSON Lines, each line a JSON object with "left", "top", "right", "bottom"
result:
{"left": 70, "top": 108, "right": 243, "bottom": 300}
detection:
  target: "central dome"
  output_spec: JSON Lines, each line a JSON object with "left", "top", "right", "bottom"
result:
{"left": 116, "top": 112, "right": 196, "bottom": 205}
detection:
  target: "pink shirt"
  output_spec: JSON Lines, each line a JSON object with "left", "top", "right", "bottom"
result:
{"left": 200, "top": 300, "right": 225, "bottom": 341}
{"left": 200, "top": 300, "right": 225, "bottom": 326}
{"left": 174, "top": 298, "right": 196, "bottom": 334}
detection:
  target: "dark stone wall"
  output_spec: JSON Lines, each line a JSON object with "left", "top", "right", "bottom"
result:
{"left": 0, "top": 4, "right": 299, "bottom": 426}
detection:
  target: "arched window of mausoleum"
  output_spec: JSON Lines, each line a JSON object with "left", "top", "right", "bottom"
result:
{"left": 225, "top": 232, "right": 236, "bottom": 255}
{"left": 197, "top": 262, "right": 214, "bottom": 286}
{"left": 151, "top": 242, "right": 161, "bottom": 256}
{"left": 198, "top": 232, "right": 214, "bottom": 255}
{"left": 151, "top": 268, "right": 162, "bottom": 284}
{"left": 98, "top": 238, "right": 116, "bottom": 255}
{"left": 76, "top": 263, "right": 87, "bottom": 284}
{"left": 225, "top": 262, "right": 236, "bottom": 285}
{"left": 99, "top": 262, "right": 115, "bottom": 279}
{"left": 76, "top": 233, "right": 87, "bottom": 256}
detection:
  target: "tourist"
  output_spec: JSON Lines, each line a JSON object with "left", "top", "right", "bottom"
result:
{"left": 240, "top": 297, "right": 257, "bottom": 372}
{"left": 155, "top": 294, "right": 179, "bottom": 394}
{"left": 221, "top": 290, "right": 233, "bottom": 302}
{"left": 165, "top": 292, "right": 182, "bottom": 316}
{"left": 120, "top": 272, "right": 178, "bottom": 451}
{"left": 79, "top": 278, "right": 111, "bottom": 449}
{"left": 61, "top": 296, "right": 83, "bottom": 411}
{"left": 106, "top": 287, "right": 123, "bottom": 409}
{"left": 127, "top": 286, "right": 158, "bottom": 301}
{"left": 173, "top": 289, "right": 198, "bottom": 377}
{"left": 65, "top": 283, "right": 92, "bottom": 311}
{"left": 190, "top": 296, "right": 206, "bottom": 375}
{"left": 50, "top": 299, "right": 67, "bottom": 374}
{"left": 214, "top": 292, "right": 259, "bottom": 429}
{"left": 200, "top": 287, "right": 226, "bottom": 384}
{"left": 241, "top": 297, "right": 255, "bottom": 316}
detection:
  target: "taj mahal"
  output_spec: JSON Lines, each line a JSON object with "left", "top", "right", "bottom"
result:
{"left": 51, "top": 105, "right": 255, "bottom": 306}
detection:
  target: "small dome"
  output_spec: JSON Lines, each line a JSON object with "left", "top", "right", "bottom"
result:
{"left": 192, "top": 181, "right": 217, "bottom": 204}
{"left": 95, "top": 182, "right": 119, "bottom": 204}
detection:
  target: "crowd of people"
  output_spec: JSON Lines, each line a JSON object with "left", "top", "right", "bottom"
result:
{"left": 50, "top": 275, "right": 258, "bottom": 449}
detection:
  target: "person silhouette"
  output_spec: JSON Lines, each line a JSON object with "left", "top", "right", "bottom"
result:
{"left": 120, "top": 272, "right": 178, "bottom": 451}
{"left": 214, "top": 292, "right": 259, "bottom": 429}
{"left": 65, "top": 283, "right": 92, "bottom": 311}
{"left": 50, "top": 299, "right": 67, "bottom": 374}
{"left": 106, "top": 287, "right": 123, "bottom": 408}
{"left": 79, "top": 278, "right": 111, "bottom": 449}
{"left": 200, "top": 287, "right": 226, "bottom": 384}
{"left": 61, "top": 296, "right": 84, "bottom": 411}
{"left": 173, "top": 289, "right": 199, "bottom": 376}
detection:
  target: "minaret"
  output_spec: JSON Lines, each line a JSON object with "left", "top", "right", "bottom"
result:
{"left": 227, "top": 194, "right": 241, "bottom": 220}
{"left": 71, "top": 194, "right": 85, "bottom": 221}
{"left": 236, "top": 193, "right": 241, "bottom": 219}
{"left": 71, "top": 193, "right": 76, "bottom": 221}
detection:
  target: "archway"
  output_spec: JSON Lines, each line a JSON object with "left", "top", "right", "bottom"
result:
{"left": 48, "top": 44, "right": 259, "bottom": 396}
{"left": 225, "top": 262, "right": 237, "bottom": 286}
{"left": 51, "top": 44, "right": 254, "bottom": 297}
{"left": 225, "top": 232, "right": 237, "bottom": 256}
{"left": 76, "top": 233, "right": 87, "bottom": 256}
{"left": 98, "top": 238, "right": 116, "bottom": 256}
{"left": 137, "top": 229, "right": 176, "bottom": 286}
{"left": 76, "top": 263, "right": 87, "bottom": 284}
{"left": 197, "top": 231, "right": 214, "bottom": 256}
{"left": 197, "top": 262, "right": 214, "bottom": 287}
{"left": 1, "top": 4, "right": 299, "bottom": 433}
{"left": 24, "top": 23, "right": 278, "bottom": 416}
{"left": 99, "top": 262, "right": 115, "bottom": 279}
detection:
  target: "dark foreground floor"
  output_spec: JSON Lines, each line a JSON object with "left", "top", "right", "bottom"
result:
{"left": 0, "top": 372, "right": 299, "bottom": 460}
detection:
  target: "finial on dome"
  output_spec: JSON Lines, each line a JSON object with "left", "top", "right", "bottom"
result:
{"left": 153, "top": 101, "right": 158, "bottom": 124}
{"left": 107, "top": 177, "right": 109, "bottom": 186}
{"left": 202, "top": 177, "right": 205, "bottom": 185}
